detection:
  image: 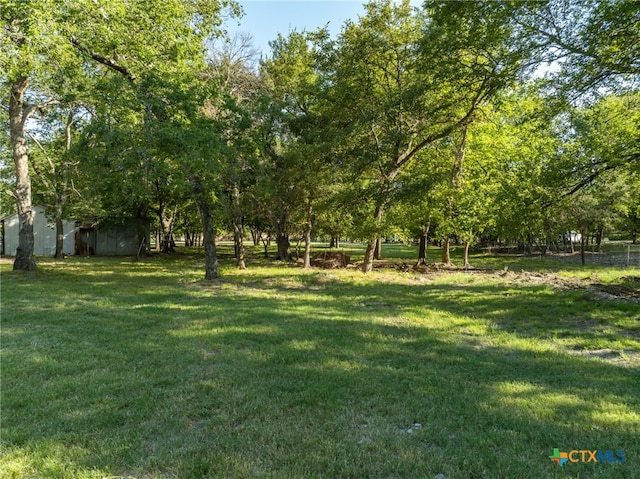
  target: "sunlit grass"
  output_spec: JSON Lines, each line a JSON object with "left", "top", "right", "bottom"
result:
{"left": 1, "top": 250, "right": 639, "bottom": 478}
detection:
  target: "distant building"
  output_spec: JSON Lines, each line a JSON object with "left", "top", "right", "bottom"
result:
{"left": 1, "top": 205, "right": 149, "bottom": 257}
{"left": 560, "top": 231, "right": 582, "bottom": 244}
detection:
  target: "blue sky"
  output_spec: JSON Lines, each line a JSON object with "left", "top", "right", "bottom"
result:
{"left": 225, "top": 1, "right": 368, "bottom": 55}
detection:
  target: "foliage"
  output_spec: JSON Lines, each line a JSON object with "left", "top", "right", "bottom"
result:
{"left": 2, "top": 0, "right": 639, "bottom": 275}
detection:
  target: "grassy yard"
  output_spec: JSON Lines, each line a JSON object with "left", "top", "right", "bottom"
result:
{"left": 1, "top": 248, "right": 639, "bottom": 478}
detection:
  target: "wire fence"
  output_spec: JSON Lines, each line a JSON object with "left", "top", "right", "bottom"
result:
{"left": 553, "top": 244, "right": 640, "bottom": 267}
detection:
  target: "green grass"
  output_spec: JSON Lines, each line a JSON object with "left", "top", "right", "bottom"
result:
{"left": 1, "top": 249, "right": 639, "bottom": 478}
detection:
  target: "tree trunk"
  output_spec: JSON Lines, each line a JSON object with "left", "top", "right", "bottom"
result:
{"left": 361, "top": 238, "right": 376, "bottom": 273}
{"left": 373, "top": 237, "right": 382, "bottom": 260}
{"left": 440, "top": 124, "right": 467, "bottom": 269}
{"left": 233, "top": 222, "right": 246, "bottom": 269}
{"left": 595, "top": 225, "right": 604, "bottom": 253}
{"left": 55, "top": 214, "right": 64, "bottom": 259}
{"left": 273, "top": 211, "right": 291, "bottom": 261}
{"left": 463, "top": 240, "right": 471, "bottom": 268}
{"left": 441, "top": 237, "right": 451, "bottom": 265}
{"left": 184, "top": 228, "right": 194, "bottom": 247}
{"left": 250, "top": 226, "right": 261, "bottom": 246}
{"left": 303, "top": 200, "right": 313, "bottom": 269}
{"left": 158, "top": 204, "right": 175, "bottom": 254}
{"left": 10, "top": 77, "right": 36, "bottom": 271}
{"left": 231, "top": 184, "right": 246, "bottom": 269}
{"left": 580, "top": 229, "right": 586, "bottom": 266}
{"left": 136, "top": 220, "right": 147, "bottom": 259}
{"left": 136, "top": 204, "right": 149, "bottom": 259}
{"left": 417, "top": 234, "right": 427, "bottom": 265}
{"left": 361, "top": 205, "right": 384, "bottom": 273}
{"left": 276, "top": 231, "right": 290, "bottom": 261}
{"left": 416, "top": 224, "right": 430, "bottom": 266}
{"left": 189, "top": 174, "right": 219, "bottom": 279}
{"left": 54, "top": 110, "right": 74, "bottom": 260}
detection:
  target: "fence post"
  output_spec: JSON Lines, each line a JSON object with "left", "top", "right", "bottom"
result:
{"left": 627, "top": 244, "right": 631, "bottom": 267}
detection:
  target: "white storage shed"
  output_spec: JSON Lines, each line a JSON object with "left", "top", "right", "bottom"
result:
{"left": 1, "top": 205, "right": 76, "bottom": 256}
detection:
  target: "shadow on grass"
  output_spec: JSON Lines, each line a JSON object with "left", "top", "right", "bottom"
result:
{"left": 1, "top": 260, "right": 639, "bottom": 478}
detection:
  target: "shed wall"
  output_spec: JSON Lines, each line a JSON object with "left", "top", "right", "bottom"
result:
{"left": 2, "top": 206, "right": 76, "bottom": 256}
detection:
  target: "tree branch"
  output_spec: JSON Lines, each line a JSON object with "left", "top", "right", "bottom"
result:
{"left": 25, "top": 131, "right": 54, "bottom": 191}
{"left": 70, "top": 36, "right": 137, "bottom": 83}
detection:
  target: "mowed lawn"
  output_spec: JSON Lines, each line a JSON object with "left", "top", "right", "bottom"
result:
{"left": 1, "top": 250, "right": 639, "bottom": 478}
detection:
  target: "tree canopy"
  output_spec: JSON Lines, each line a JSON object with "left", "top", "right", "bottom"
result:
{"left": 2, "top": 0, "right": 639, "bottom": 275}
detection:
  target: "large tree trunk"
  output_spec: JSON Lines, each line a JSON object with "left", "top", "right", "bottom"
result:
{"left": 10, "top": 77, "right": 36, "bottom": 271}
{"left": 189, "top": 174, "right": 219, "bottom": 280}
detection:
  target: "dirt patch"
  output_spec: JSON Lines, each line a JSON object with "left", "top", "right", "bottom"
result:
{"left": 386, "top": 262, "right": 640, "bottom": 304}
{"left": 590, "top": 283, "right": 640, "bottom": 300}
{"left": 493, "top": 271, "right": 640, "bottom": 303}
{"left": 310, "top": 251, "right": 350, "bottom": 269}
{"left": 569, "top": 348, "right": 640, "bottom": 368}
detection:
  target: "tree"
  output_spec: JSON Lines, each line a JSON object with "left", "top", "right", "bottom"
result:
{"left": 386, "top": 148, "right": 447, "bottom": 266}
{"left": 465, "top": 87, "right": 564, "bottom": 250}
{"left": 1, "top": 1, "right": 77, "bottom": 269}
{"left": 510, "top": 0, "right": 640, "bottom": 95}
{"left": 615, "top": 173, "right": 640, "bottom": 244}
{"left": 509, "top": 0, "right": 640, "bottom": 177}
{"left": 2, "top": 0, "right": 240, "bottom": 275}
{"left": 68, "top": 0, "right": 240, "bottom": 278}
{"left": 254, "top": 30, "right": 329, "bottom": 264}
{"left": 556, "top": 91, "right": 640, "bottom": 257}
{"left": 206, "top": 34, "right": 260, "bottom": 269}
{"left": 28, "top": 105, "right": 87, "bottom": 258}
{"left": 320, "top": 0, "right": 530, "bottom": 272}
{"left": 7, "top": 76, "right": 37, "bottom": 269}
{"left": 561, "top": 92, "right": 640, "bottom": 195}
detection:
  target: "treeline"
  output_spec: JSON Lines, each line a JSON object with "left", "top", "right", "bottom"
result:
{"left": 2, "top": 0, "right": 639, "bottom": 276}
